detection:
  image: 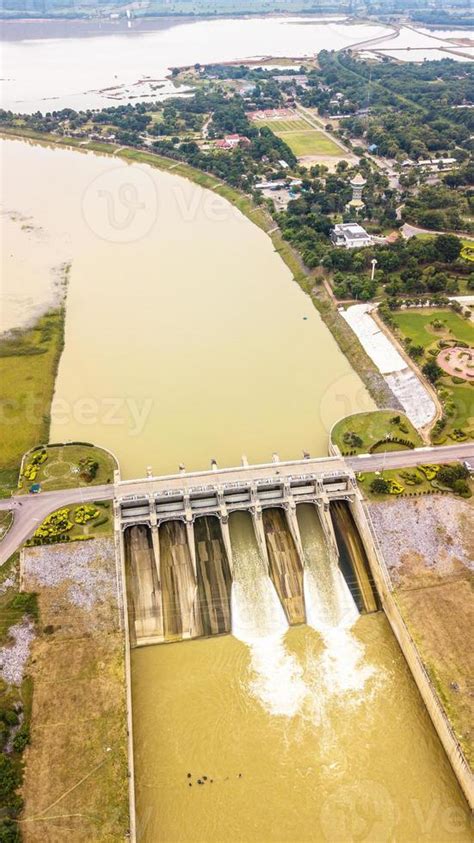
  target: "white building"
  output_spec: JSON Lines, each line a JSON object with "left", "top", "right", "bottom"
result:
{"left": 330, "top": 223, "right": 373, "bottom": 249}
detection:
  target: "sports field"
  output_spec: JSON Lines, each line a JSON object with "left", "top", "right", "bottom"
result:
{"left": 252, "top": 116, "right": 342, "bottom": 157}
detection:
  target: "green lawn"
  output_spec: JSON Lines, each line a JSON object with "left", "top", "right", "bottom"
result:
{"left": 251, "top": 117, "right": 342, "bottom": 156}
{"left": 18, "top": 443, "right": 117, "bottom": 494}
{"left": 442, "top": 382, "right": 474, "bottom": 431}
{"left": 280, "top": 130, "right": 341, "bottom": 156}
{"left": 253, "top": 117, "right": 309, "bottom": 132}
{"left": 392, "top": 309, "right": 474, "bottom": 348}
{"left": 331, "top": 410, "right": 422, "bottom": 455}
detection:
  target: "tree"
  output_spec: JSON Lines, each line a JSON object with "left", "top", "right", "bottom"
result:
{"left": 422, "top": 360, "right": 442, "bottom": 383}
{"left": 435, "top": 234, "right": 462, "bottom": 263}
{"left": 437, "top": 463, "right": 469, "bottom": 488}
{"left": 370, "top": 477, "right": 390, "bottom": 494}
{"left": 453, "top": 479, "right": 469, "bottom": 496}
{"left": 408, "top": 344, "right": 424, "bottom": 360}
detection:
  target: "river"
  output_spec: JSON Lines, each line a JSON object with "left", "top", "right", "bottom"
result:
{"left": 1, "top": 131, "right": 472, "bottom": 839}
{"left": 2, "top": 14, "right": 471, "bottom": 114}
{"left": 2, "top": 137, "right": 374, "bottom": 476}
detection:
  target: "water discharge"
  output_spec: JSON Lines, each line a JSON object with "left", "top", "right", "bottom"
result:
{"left": 228, "top": 512, "right": 306, "bottom": 717}
{"left": 298, "top": 503, "right": 377, "bottom": 699}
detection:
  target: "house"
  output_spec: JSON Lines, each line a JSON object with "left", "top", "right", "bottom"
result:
{"left": 215, "top": 134, "right": 251, "bottom": 150}
{"left": 417, "top": 157, "right": 457, "bottom": 171}
{"left": 330, "top": 223, "right": 373, "bottom": 249}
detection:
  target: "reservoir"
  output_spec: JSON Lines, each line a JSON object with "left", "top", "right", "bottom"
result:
{"left": 1, "top": 136, "right": 472, "bottom": 839}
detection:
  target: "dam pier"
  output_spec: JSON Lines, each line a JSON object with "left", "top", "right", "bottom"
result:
{"left": 117, "top": 455, "right": 378, "bottom": 647}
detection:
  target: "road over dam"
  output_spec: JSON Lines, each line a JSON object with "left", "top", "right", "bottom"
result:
{"left": 0, "top": 441, "right": 472, "bottom": 567}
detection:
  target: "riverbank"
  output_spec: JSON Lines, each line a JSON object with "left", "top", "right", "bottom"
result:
{"left": 0, "top": 128, "right": 398, "bottom": 414}
{"left": 0, "top": 297, "right": 68, "bottom": 496}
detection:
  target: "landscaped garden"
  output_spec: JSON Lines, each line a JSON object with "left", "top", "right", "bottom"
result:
{"left": 381, "top": 308, "right": 474, "bottom": 444}
{"left": 18, "top": 443, "right": 118, "bottom": 494}
{"left": 26, "top": 500, "right": 112, "bottom": 546}
{"left": 359, "top": 462, "right": 472, "bottom": 500}
{"left": 330, "top": 410, "right": 423, "bottom": 456}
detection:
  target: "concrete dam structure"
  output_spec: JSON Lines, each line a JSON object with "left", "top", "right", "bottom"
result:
{"left": 118, "top": 457, "right": 378, "bottom": 647}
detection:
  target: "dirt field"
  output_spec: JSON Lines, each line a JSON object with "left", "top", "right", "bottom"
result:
{"left": 368, "top": 496, "right": 474, "bottom": 764}
{"left": 20, "top": 539, "right": 129, "bottom": 841}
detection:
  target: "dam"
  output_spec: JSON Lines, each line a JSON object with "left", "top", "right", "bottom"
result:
{"left": 118, "top": 456, "right": 378, "bottom": 647}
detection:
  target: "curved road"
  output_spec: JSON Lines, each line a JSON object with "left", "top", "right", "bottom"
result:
{"left": 0, "top": 484, "right": 114, "bottom": 567}
{"left": 0, "top": 442, "right": 473, "bottom": 568}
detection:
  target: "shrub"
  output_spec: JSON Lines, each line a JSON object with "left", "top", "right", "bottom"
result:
{"left": 12, "top": 725, "right": 30, "bottom": 753}
{"left": 74, "top": 504, "right": 99, "bottom": 525}
{"left": 370, "top": 477, "right": 390, "bottom": 494}
{"left": 453, "top": 479, "right": 470, "bottom": 496}
{"left": 0, "top": 755, "right": 20, "bottom": 801}
{"left": 92, "top": 516, "right": 108, "bottom": 528}
{"left": 422, "top": 360, "right": 442, "bottom": 383}
{"left": 0, "top": 818, "right": 21, "bottom": 842}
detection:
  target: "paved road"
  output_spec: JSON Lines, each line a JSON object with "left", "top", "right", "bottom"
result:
{"left": 402, "top": 222, "right": 474, "bottom": 242}
{"left": 347, "top": 443, "right": 474, "bottom": 473}
{"left": 0, "top": 442, "right": 472, "bottom": 567}
{"left": 0, "top": 484, "right": 114, "bottom": 567}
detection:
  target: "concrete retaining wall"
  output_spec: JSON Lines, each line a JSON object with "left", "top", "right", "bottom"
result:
{"left": 114, "top": 501, "right": 137, "bottom": 843}
{"left": 351, "top": 495, "right": 474, "bottom": 812}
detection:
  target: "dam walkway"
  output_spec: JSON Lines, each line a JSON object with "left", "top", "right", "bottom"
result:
{"left": 0, "top": 441, "right": 472, "bottom": 571}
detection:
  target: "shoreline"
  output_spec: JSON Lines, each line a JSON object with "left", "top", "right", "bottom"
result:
{"left": 0, "top": 127, "right": 399, "bottom": 414}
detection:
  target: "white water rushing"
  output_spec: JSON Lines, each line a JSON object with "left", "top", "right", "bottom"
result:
{"left": 229, "top": 507, "right": 377, "bottom": 720}
{"left": 299, "top": 504, "right": 376, "bottom": 697}
{"left": 230, "top": 512, "right": 307, "bottom": 717}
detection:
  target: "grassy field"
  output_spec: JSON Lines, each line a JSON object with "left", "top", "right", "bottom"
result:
{"left": 21, "top": 537, "right": 129, "bottom": 841}
{"left": 251, "top": 117, "right": 341, "bottom": 156}
{"left": 0, "top": 308, "right": 66, "bottom": 477}
{"left": 0, "top": 510, "right": 13, "bottom": 540}
{"left": 18, "top": 443, "right": 117, "bottom": 494}
{"left": 331, "top": 410, "right": 422, "bottom": 456}
{"left": 397, "top": 579, "right": 474, "bottom": 765}
{"left": 392, "top": 309, "right": 474, "bottom": 348}
{"left": 444, "top": 382, "right": 474, "bottom": 429}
